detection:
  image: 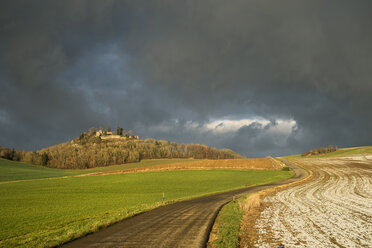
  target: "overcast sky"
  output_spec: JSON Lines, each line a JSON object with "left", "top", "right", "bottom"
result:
{"left": 1, "top": 0, "right": 371, "bottom": 157}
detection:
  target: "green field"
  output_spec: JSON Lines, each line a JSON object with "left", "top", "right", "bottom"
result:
{"left": 0, "top": 158, "right": 196, "bottom": 182}
{"left": 0, "top": 168, "right": 293, "bottom": 247}
{"left": 283, "top": 146, "right": 372, "bottom": 159}
{"left": 312, "top": 146, "right": 372, "bottom": 158}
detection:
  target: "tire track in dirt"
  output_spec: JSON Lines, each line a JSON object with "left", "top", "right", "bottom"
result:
{"left": 253, "top": 158, "right": 372, "bottom": 248}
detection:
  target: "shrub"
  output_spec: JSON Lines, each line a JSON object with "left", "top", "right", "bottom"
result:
{"left": 301, "top": 145, "right": 337, "bottom": 157}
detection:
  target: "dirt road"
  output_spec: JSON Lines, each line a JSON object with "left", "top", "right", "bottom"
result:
{"left": 253, "top": 157, "right": 372, "bottom": 248}
{"left": 62, "top": 166, "right": 307, "bottom": 248}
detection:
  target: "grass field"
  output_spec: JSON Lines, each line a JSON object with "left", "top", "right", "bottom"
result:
{"left": 313, "top": 146, "right": 372, "bottom": 157}
{"left": 283, "top": 146, "right": 372, "bottom": 159}
{"left": 0, "top": 169, "right": 293, "bottom": 247}
{"left": 0, "top": 158, "right": 80, "bottom": 182}
{"left": 0, "top": 158, "right": 197, "bottom": 182}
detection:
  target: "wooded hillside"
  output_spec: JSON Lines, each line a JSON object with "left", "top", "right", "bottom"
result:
{"left": 0, "top": 130, "right": 243, "bottom": 169}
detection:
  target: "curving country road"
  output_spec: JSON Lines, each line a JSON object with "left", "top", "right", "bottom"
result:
{"left": 62, "top": 164, "right": 307, "bottom": 248}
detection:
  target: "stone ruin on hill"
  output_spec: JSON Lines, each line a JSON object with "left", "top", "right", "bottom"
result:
{"left": 95, "top": 130, "right": 139, "bottom": 140}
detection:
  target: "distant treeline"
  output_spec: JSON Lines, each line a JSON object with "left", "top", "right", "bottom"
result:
{"left": 0, "top": 130, "right": 242, "bottom": 169}
{"left": 301, "top": 145, "right": 338, "bottom": 157}
{"left": 0, "top": 146, "right": 48, "bottom": 165}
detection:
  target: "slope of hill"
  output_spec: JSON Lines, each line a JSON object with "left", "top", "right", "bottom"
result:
{"left": 312, "top": 146, "right": 372, "bottom": 158}
{"left": 290, "top": 145, "right": 372, "bottom": 158}
{"left": 0, "top": 158, "right": 79, "bottom": 182}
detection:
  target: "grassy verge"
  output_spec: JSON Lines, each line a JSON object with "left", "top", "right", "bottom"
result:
{"left": 0, "top": 158, "right": 197, "bottom": 182}
{"left": 0, "top": 169, "right": 292, "bottom": 247}
{"left": 212, "top": 195, "right": 248, "bottom": 248}
{"left": 211, "top": 166, "right": 296, "bottom": 248}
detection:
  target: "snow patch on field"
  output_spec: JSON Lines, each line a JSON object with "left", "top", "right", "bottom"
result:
{"left": 254, "top": 159, "right": 372, "bottom": 248}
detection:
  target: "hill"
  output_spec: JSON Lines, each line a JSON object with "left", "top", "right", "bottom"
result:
{"left": 286, "top": 145, "right": 372, "bottom": 158}
{"left": 0, "top": 128, "right": 243, "bottom": 169}
{"left": 304, "top": 146, "right": 372, "bottom": 158}
{"left": 300, "top": 145, "right": 338, "bottom": 157}
{"left": 0, "top": 158, "right": 80, "bottom": 182}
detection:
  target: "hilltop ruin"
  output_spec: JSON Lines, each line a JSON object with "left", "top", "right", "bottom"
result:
{"left": 95, "top": 129, "right": 139, "bottom": 140}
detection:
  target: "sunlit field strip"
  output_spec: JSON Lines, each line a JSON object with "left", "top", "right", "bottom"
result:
{"left": 0, "top": 158, "right": 198, "bottom": 182}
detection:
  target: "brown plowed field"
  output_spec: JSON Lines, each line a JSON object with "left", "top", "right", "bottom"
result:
{"left": 83, "top": 158, "right": 281, "bottom": 177}
{"left": 250, "top": 157, "right": 372, "bottom": 248}
{"left": 139, "top": 158, "right": 281, "bottom": 171}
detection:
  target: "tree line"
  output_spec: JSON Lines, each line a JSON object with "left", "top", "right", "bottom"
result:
{"left": 0, "top": 131, "right": 242, "bottom": 169}
{"left": 0, "top": 146, "right": 50, "bottom": 166}
{"left": 301, "top": 145, "right": 338, "bottom": 157}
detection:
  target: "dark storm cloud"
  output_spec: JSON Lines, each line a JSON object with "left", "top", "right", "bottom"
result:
{"left": 0, "top": 0, "right": 371, "bottom": 156}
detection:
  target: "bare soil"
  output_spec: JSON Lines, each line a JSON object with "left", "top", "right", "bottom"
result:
{"left": 78, "top": 158, "right": 281, "bottom": 177}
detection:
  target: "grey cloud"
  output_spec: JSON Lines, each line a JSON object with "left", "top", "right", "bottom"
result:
{"left": 223, "top": 122, "right": 294, "bottom": 157}
{"left": 0, "top": 0, "right": 371, "bottom": 156}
